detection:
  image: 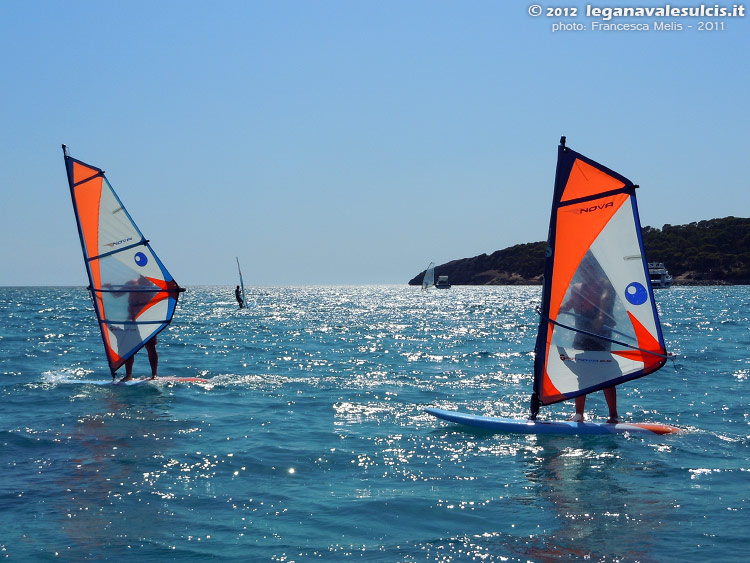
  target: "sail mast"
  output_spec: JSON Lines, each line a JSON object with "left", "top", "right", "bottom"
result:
{"left": 531, "top": 136, "right": 568, "bottom": 418}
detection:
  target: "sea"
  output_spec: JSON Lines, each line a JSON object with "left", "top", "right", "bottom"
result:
{"left": 1, "top": 285, "right": 748, "bottom": 562}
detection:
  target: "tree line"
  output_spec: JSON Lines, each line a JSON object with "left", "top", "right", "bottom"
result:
{"left": 409, "top": 217, "right": 750, "bottom": 285}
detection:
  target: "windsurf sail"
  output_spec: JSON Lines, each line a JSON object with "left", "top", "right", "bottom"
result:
{"left": 62, "top": 145, "right": 184, "bottom": 378}
{"left": 422, "top": 262, "right": 435, "bottom": 290}
{"left": 530, "top": 137, "right": 667, "bottom": 418}
{"left": 236, "top": 256, "right": 247, "bottom": 306}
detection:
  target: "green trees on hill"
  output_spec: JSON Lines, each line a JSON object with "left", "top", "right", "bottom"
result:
{"left": 642, "top": 217, "right": 750, "bottom": 282}
{"left": 409, "top": 217, "right": 750, "bottom": 285}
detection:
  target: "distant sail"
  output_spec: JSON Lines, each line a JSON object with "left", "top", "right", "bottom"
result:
{"left": 62, "top": 145, "right": 183, "bottom": 377}
{"left": 236, "top": 256, "right": 247, "bottom": 305}
{"left": 531, "top": 138, "right": 667, "bottom": 414}
{"left": 422, "top": 262, "right": 435, "bottom": 290}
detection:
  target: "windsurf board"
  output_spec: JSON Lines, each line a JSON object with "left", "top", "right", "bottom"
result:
{"left": 426, "top": 408, "right": 679, "bottom": 436}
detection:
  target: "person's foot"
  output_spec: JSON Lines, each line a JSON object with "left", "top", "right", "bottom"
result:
{"left": 119, "top": 375, "right": 133, "bottom": 383}
{"left": 568, "top": 413, "right": 584, "bottom": 422}
{"left": 607, "top": 416, "right": 621, "bottom": 424}
{"left": 150, "top": 374, "right": 158, "bottom": 380}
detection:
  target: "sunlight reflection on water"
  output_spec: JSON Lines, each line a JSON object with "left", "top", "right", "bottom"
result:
{"left": 1, "top": 285, "right": 749, "bottom": 561}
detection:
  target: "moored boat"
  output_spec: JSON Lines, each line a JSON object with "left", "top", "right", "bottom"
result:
{"left": 648, "top": 262, "right": 673, "bottom": 288}
{"left": 435, "top": 275, "right": 451, "bottom": 289}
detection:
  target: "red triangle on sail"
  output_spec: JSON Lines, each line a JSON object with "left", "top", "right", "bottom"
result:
{"left": 132, "top": 278, "right": 181, "bottom": 320}
{"left": 541, "top": 372, "right": 565, "bottom": 402}
{"left": 613, "top": 312, "right": 665, "bottom": 372}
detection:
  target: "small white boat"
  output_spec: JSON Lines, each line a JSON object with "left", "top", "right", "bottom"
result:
{"left": 648, "top": 262, "right": 673, "bottom": 288}
{"left": 435, "top": 275, "right": 451, "bottom": 289}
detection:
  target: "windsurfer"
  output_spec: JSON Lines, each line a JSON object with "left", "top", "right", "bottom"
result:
{"left": 117, "top": 275, "right": 159, "bottom": 382}
{"left": 235, "top": 285, "right": 244, "bottom": 308}
{"left": 560, "top": 272, "right": 620, "bottom": 423}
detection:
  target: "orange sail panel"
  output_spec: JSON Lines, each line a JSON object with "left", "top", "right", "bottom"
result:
{"left": 531, "top": 139, "right": 667, "bottom": 410}
{"left": 63, "top": 146, "right": 183, "bottom": 376}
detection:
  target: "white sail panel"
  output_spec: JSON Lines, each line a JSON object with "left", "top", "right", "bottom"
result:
{"left": 95, "top": 177, "right": 142, "bottom": 257}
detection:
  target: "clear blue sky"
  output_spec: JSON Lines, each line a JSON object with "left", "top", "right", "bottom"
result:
{"left": 1, "top": 1, "right": 748, "bottom": 286}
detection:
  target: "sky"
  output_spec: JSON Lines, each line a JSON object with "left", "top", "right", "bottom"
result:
{"left": 1, "top": 0, "right": 748, "bottom": 286}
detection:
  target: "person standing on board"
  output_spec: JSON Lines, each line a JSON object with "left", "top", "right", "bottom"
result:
{"left": 118, "top": 276, "right": 159, "bottom": 382}
{"left": 559, "top": 271, "right": 620, "bottom": 424}
{"left": 121, "top": 338, "right": 158, "bottom": 382}
{"left": 235, "top": 285, "right": 244, "bottom": 309}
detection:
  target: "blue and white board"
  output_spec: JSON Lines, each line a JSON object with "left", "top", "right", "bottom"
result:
{"left": 425, "top": 408, "right": 679, "bottom": 436}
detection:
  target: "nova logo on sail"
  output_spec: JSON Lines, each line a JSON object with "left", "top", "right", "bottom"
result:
{"left": 579, "top": 201, "right": 614, "bottom": 214}
{"left": 559, "top": 353, "right": 614, "bottom": 364}
{"left": 105, "top": 236, "right": 133, "bottom": 247}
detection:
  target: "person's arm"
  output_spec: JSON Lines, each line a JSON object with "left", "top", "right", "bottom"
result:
{"left": 559, "top": 284, "right": 577, "bottom": 312}
{"left": 593, "top": 289, "right": 614, "bottom": 329}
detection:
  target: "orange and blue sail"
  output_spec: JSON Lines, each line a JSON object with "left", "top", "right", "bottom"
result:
{"left": 530, "top": 137, "right": 667, "bottom": 417}
{"left": 62, "top": 145, "right": 184, "bottom": 377}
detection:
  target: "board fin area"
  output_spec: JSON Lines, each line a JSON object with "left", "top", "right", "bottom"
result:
{"left": 426, "top": 408, "right": 680, "bottom": 436}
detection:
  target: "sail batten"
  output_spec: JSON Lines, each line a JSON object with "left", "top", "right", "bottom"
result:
{"left": 557, "top": 187, "right": 634, "bottom": 207}
{"left": 87, "top": 240, "right": 148, "bottom": 262}
{"left": 63, "top": 146, "right": 183, "bottom": 376}
{"left": 545, "top": 316, "right": 666, "bottom": 358}
{"left": 531, "top": 139, "right": 667, "bottom": 416}
{"left": 72, "top": 172, "right": 104, "bottom": 186}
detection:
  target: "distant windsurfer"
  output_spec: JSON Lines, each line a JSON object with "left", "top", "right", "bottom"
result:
{"left": 559, "top": 272, "right": 620, "bottom": 424}
{"left": 235, "top": 285, "right": 244, "bottom": 309}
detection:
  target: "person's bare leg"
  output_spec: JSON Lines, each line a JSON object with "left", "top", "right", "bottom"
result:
{"left": 120, "top": 356, "right": 135, "bottom": 382}
{"left": 146, "top": 340, "right": 158, "bottom": 379}
{"left": 604, "top": 387, "right": 619, "bottom": 423}
{"left": 569, "top": 395, "right": 586, "bottom": 421}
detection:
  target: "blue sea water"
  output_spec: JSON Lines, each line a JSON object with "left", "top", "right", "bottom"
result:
{"left": 0, "top": 285, "right": 748, "bottom": 562}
